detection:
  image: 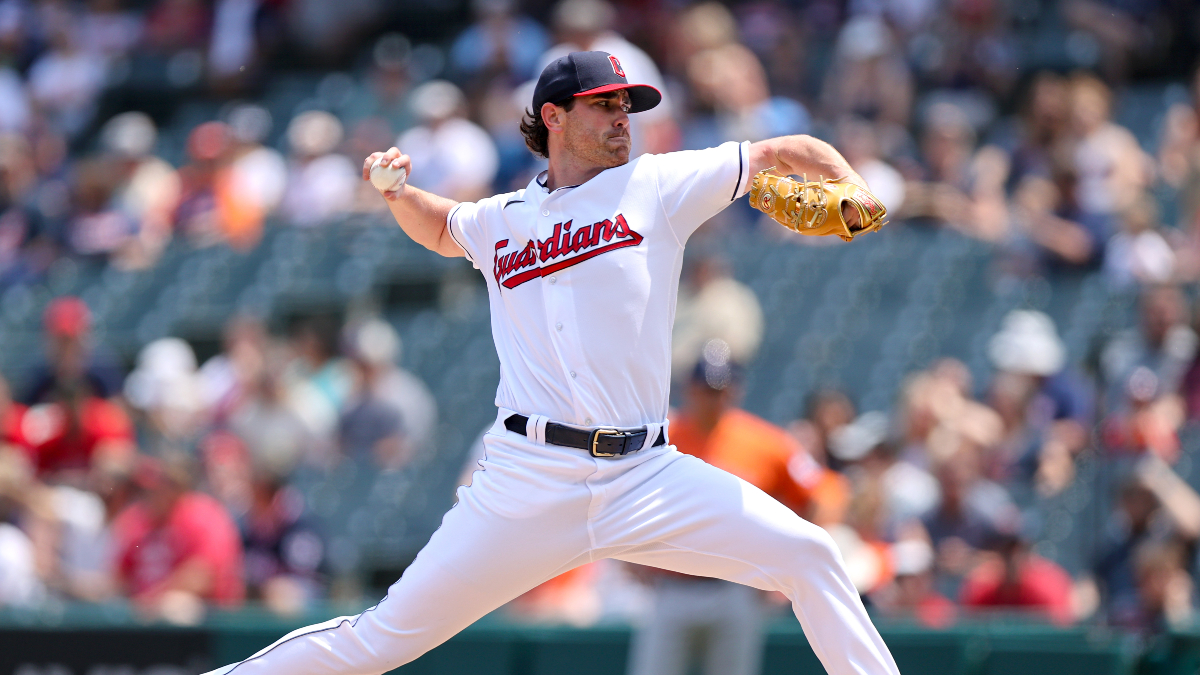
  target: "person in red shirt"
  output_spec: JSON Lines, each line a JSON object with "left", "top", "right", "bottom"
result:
{"left": 113, "top": 453, "right": 244, "bottom": 615}
{"left": 22, "top": 389, "right": 135, "bottom": 477}
{"left": 19, "top": 297, "right": 134, "bottom": 478}
{"left": 959, "top": 530, "right": 1074, "bottom": 625}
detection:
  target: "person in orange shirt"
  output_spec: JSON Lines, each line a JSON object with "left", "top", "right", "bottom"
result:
{"left": 627, "top": 340, "right": 842, "bottom": 675}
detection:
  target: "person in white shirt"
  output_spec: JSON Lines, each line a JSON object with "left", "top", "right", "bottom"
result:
{"left": 203, "top": 51, "right": 899, "bottom": 675}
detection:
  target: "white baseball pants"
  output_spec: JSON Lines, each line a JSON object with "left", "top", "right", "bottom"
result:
{"left": 204, "top": 410, "right": 900, "bottom": 675}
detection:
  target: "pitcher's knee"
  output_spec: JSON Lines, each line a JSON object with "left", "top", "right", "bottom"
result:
{"left": 767, "top": 521, "right": 845, "bottom": 587}
{"left": 795, "top": 523, "right": 842, "bottom": 566}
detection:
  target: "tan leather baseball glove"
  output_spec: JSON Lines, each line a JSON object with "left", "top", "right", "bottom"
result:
{"left": 749, "top": 169, "right": 888, "bottom": 242}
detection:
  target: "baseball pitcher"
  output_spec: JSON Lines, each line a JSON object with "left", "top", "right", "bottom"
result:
{"left": 204, "top": 51, "right": 895, "bottom": 675}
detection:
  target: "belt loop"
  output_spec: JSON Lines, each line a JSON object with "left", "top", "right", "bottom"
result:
{"left": 639, "top": 422, "right": 662, "bottom": 453}
{"left": 526, "top": 414, "right": 550, "bottom": 445}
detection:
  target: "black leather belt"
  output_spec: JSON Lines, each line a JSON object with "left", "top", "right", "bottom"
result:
{"left": 504, "top": 414, "right": 665, "bottom": 458}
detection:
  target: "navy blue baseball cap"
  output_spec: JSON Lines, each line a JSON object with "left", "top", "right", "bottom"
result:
{"left": 532, "top": 51, "right": 662, "bottom": 114}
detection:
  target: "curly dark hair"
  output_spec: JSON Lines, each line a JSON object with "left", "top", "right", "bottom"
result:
{"left": 519, "top": 99, "right": 575, "bottom": 159}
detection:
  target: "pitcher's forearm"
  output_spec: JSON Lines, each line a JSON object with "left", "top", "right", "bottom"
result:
{"left": 384, "top": 186, "right": 463, "bottom": 257}
{"left": 749, "top": 135, "right": 863, "bottom": 187}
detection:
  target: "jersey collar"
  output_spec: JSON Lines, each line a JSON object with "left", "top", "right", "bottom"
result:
{"left": 534, "top": 170, "right": 581, "bottom": 194}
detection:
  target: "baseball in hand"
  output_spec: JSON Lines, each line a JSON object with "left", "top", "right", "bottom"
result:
{"left": 370, "top": 157, "right": 408, "bottom": 192}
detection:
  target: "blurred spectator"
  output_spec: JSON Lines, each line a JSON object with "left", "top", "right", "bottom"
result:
{"left": 0, "top": 375, "right": 27, "bottom": 453}
{"left": 1160, "top": 65, "right": 1200, "bottom": 234}
{"left": 200, "top": 314, "right": 270, "bottom": 426}
{"left": 539, "top": 0, "right": 678, "bottom": 155}
{"left": 23, "top": 382, "right": 135, "bottom": 479}
{"left": 282, "top": 111, "right": 357, "bottom": 227}
{"left": 871, "top": 538, "right": 957, "bottom": 629}
{"left": 668, "top": 341, "right": 823, "bottom": 515}
{"left": 1068, "top": 74, "right": 1151, "bottom": 244}
{"left": 1001, "top": 73, "right": 1070, "bottom": 190}
{"left": 358, "top": 34, "right": 415, "bottom": 133}
{"left": 398, "top": 80, "right": 499, "bottom": 202}
{"left": 79, "top": 0, "right": 144, "bottom": 62}
{"left": 987, "top": 310, "right": 1091, "bottom": 490}
{"left": 479, "top": 79, "right": 542, "bottom": 191}
{"left": 284, "top": 314, "right": 353, "bottom": 443}
{"left": 1005, "top": 173, "right": 1098, "bottom": 271}
{"left": 230, "top": 347, "right": 318, "bottom": 478}
{"left": 241, "top": 471, "right": 326, "bottom": 616}
{"left": 895, "top": 360, "right": 1003, "bottom": 472}
{"left": 681, "top": 5, "right": 809, "bottom": 148}
{"left": 834, "top": 410, "right": 940, "bottom": 533}
{"left": 143, "top": 0, "right": 211, "bottom": 54}
{"left": 819, "top": 15, "right": 913, "bottom": 128}
{"left": 1159, "top": 65, "right": 1200, "bottom": 285}
{"left": 450, "top": 0, "right": 549, "bottom": 84}
{"left": 27, "top": 25, "right": 107, "bottom": 137}
{"left": 824, "top": 411, "right": 923, "bottom": 594}
{"left": 671, "top": 253, "right": 762, "bottom": 385}
{"left": 207, "top": 0, "right": 263, "bottom": 88}
{"left": 45, "top": 450, "right": 137, "bottom": 602}
{"left": 124, "top": 337, "right": 206, "bottom": 452}
{"left": 1104, "top": 285, "right": 1196, "bottom": 419}
{"left": 1124, "top": 540, "right": 1195, "bottom": 636}
{"left": 1063, "top": 0, "right": 1172, "bottom": 83}
{"left": 174, "top": 121, "right": 234, "bottom": 245}
{"left": 1104, "top": 194, "right": 1176, "bottom": 288}
{"left": 112, "top": 453, "right": 244, "bottom": 618}
{"left": 922, "top": 446, "right": 1015, "bottom": 583}
{"left": 0, "top": 133, "right": 43, "bottom": 286}
{"left": 1091, "top": 459, "right": 1200, "bottom": 633}
{"left": 0, "top": 449, "right": 45, "bottom": 607}
{"left": 0, "top": 66, "right": 31, "bottom": 133}
{"left": 340, "top": 317, "right": 437, "bottom": 467}
{"left": 217, "top": 104, "right": 287, "bottom": 248}
{"left": 789, "top": 388, "right": 856, "bottom": 475}
{"left": 24, "top": 296, "right": 125, "bottom": 405}
{"left": 837, "top": 118, "right": 906, "bottom": 216}
{"left": 98, "top": 112, "right": 182, "bottom": 268}
{"left": 628, "top": 342, "right": 804, "bottom": 675}
{"left": 917, "top": 0, "right": 1018, "bottom": 99}
{"left": 900, "top": 103, "right": 1009, "bottom": 242}
{"left": 3, "top": 129, "right": 73, "bottom": 286}
{"left": 959, "top": 529, "right": 1074, "bottom": 625}
{"left": 67, "top": 156, "right": 140, "bottom": 259}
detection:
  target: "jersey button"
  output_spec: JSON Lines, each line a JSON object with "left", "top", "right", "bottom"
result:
{"left": 585, "top": 418, "right": 593, "bottom": 425}
{"left": 555, "top": 322, "right": 562, "bottom": 331}
{"left": 569, "top": 371, "right": 577, "bottom": 379}
{"left": 548, "top": 276, "right": 557, "bottom": 285}
{"left": 541, "top": 209, "right": 549, "bottom": 216}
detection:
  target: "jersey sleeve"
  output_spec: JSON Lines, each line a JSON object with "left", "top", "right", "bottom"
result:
{"left": 652, "top": 140, "right": 751, "bottom": 242}
{"left": 447, "top": 193, "right": 510, "bottom": 269}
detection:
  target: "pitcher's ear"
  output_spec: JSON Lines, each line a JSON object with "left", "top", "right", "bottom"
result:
{"left": 543, "top": 102, "right": 566, "bottom": 132}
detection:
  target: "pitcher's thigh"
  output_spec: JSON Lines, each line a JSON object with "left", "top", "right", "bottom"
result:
{"left": 608, "top": 454, "right": 844, "bottom": 592}
{"left": 608, "top": 456, "right": 900, "bottom": 675}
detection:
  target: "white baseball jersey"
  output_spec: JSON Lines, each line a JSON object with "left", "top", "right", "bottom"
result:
{"left": 447, "top": 141, "right": 752, "bottom": 429}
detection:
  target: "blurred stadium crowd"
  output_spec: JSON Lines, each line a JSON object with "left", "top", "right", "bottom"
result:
{"left": 1, "top": 0, "right": 1200, "bottom": 651}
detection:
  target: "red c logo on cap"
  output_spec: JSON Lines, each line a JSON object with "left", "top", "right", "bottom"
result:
{"left": 609, "top": 56, "right": 626, "bottom": 78}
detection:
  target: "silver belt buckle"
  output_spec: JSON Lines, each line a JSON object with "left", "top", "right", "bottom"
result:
{"left": 590, "top": 428, "right": 622, "bottom": 457}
